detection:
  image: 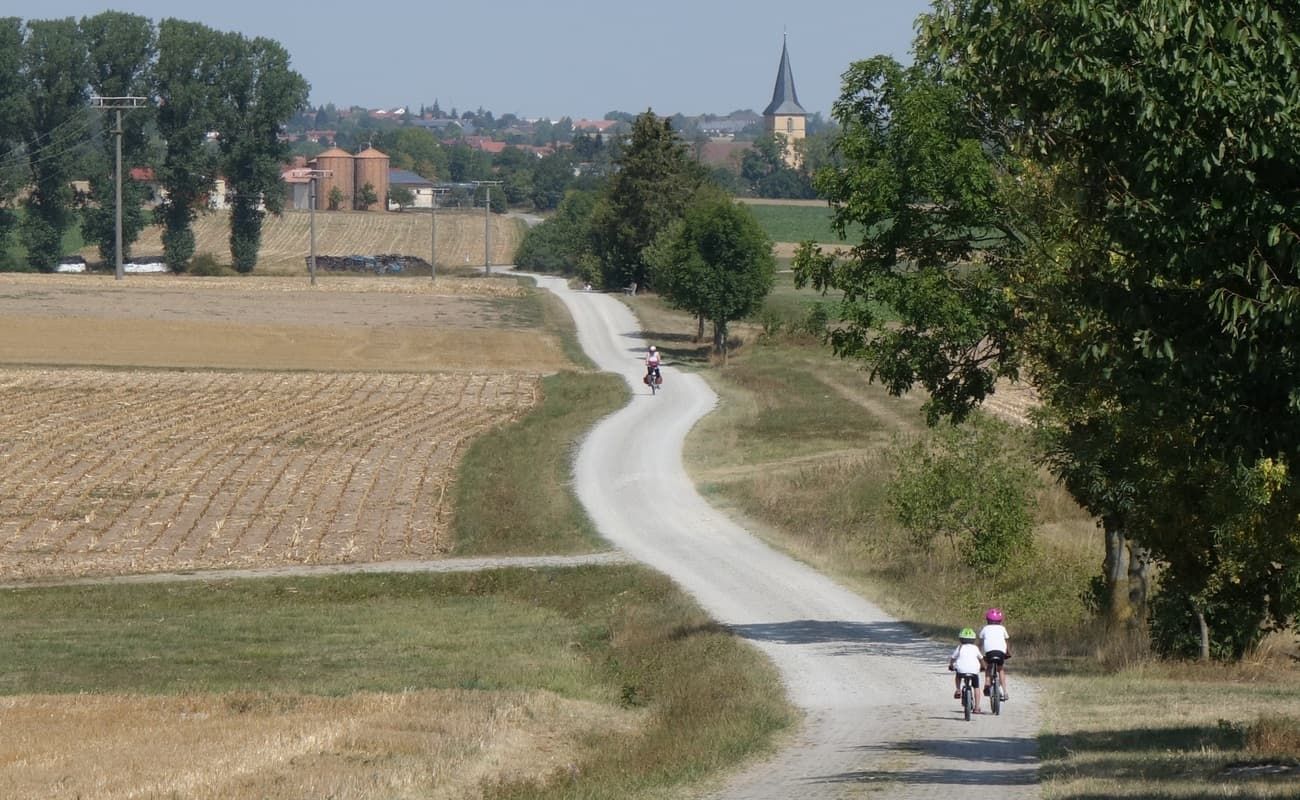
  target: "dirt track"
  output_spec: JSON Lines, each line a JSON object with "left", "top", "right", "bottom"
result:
{"left": 528, "top": 270, "right": 1042, "bottom": 799}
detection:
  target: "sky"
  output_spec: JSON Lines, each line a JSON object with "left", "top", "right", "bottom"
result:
{"left": 28, "top": 1, "right": 933, "bottom": 120}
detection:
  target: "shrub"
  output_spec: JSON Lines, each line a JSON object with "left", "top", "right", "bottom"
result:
{"left": 886, "top": 416, "right": 1039, "bottom": 574}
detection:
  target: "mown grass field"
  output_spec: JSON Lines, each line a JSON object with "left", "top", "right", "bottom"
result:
{"left": 625, "top": 285, "right": 1300, "bottom": 799}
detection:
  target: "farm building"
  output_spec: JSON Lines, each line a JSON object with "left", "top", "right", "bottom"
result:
{"left": 388, "top": 168, "right": 437, "bottom": 209}
{"left": 282, "top": 146, "right": 393, "bottom": 211}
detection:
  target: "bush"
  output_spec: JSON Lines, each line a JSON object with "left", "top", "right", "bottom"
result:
{"left": 188, "top": 253, "right": 232, "bottom": 276}
{"left": 887, "top": 416, "right": 1039, "bottom": 574}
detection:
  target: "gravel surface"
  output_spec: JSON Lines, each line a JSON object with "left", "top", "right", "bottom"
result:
{"left": 528, "top": 272, "right": 1042, "bottom": 800}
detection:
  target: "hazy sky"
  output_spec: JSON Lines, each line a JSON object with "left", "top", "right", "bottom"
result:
{"left": 29, "top": 1, "right": 933, "bottom": 120}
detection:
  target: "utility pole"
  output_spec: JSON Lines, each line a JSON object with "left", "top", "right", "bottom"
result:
{"left": 91, "top": 96, "right": 148, "bottom": 281}
{"left": 473, "top": 180, "right": 502, "bottom": 274}
{"left": 430, "top": 186, "right": 449, "bottom": 282}
{"left": 302, "top": 169, "right": 332, "bottom": 286}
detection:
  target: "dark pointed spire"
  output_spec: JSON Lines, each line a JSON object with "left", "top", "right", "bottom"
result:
{"left": 763, "top": 34, "right": 806, "bottom": 117}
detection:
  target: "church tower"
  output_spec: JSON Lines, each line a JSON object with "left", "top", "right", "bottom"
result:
{"left": 763, "top": 34, "right": 807, "bottom": 168}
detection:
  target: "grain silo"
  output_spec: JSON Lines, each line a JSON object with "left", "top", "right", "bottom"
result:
{"left": 311, "top": 147, "right": 354, "bottom": 210}
{"left": 353, "top": 146, "right": 390, "bottom": 211}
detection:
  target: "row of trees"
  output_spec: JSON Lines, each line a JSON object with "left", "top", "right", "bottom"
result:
{"left": 795, "top": 0, "right": 1299, "bottom": 659}
{"left": 0, "top": 13, "right": 307, "bottom": 273}
{"left": 518, "top": 111, "right": 775, "bottom": 355}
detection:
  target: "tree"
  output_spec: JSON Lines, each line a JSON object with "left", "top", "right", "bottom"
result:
{"left": 888, "top": 416, "right": 1038, "bottom": 573}
{"left": 327, "top": 185, "right": 344, "bottom": 211}
{"left": 375, "top": 126, "right": 447, "bottom": 180}
{"left": 354, "top": 182, "right": 378, "bottom": 210}
{"left": 81, "top": 11, "right": 155, "bottom": 267}
{"left": 217, "top": 33, "right": 309, "bottom": 272}
{"left": 529, "top": 150, "right": 576, "bottom": 211}
{"left": 387, "top": 184, "right": 414, "bottom": 210}
{"left": 0, "top": 18, "right": 27, "bottom": 269}
{"left": 646, "top": 187, "right": 775, "bottom": 355}
{"left": 514, "top": 188, "right": 600, "bottom": 282}
{"left": 17, "top": 18, "right": 91, "bottom": 272}
{"left": 796, "top": 2, "right": 1300, "bottom": 658}
{"left": 590, "top": 110, "right": 704, "bottom": 290}
{"left": 740, "top": 134, "right": 814, "bottom": 199}
{"left": 154, "top": 19, "right": 224, "bottom": 271}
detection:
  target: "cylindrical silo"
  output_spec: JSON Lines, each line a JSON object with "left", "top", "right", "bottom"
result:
{"left": 311, "top": 147, "right": 354, "bottom": 210}
{"left": 353, "top": 147, "right": 390, "bottom": 212}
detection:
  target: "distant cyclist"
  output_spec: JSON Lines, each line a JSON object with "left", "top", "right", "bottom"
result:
{"left": 645, "top": 345, "right": 662, "bottom": 385}
{"left": 948, "top": 627, "right": 986, "bottom": 714}
{"left": 979, "top": 608, "right": 1011, "bottom": 701}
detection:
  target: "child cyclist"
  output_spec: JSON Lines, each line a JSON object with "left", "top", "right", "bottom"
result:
{"left": 948, "top": 627, "right": 986, "bottom": 714}
{"left": 979, "top": 608, "right": 1011, "bottom": 701}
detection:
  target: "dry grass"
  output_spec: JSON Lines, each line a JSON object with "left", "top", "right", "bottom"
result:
{"left": 1039, "top": 664, "right": 1300, "bottom": 798}
{"left": 80, "top": 208, "right": 525, "bottom": 274}
{"left": 0, "top": 690, "right": 634, "bottom": 799}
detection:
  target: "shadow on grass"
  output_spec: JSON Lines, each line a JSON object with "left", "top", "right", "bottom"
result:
{"left": 1041, "top": 724, "right": 1243, "bottom": 759}
{"left": 625, "top": 329, "right": 713, "bottom": 366}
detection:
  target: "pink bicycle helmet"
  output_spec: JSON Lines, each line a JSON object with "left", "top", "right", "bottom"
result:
{"left": 985, "top": 608, "right": 1004, "bottom": 623}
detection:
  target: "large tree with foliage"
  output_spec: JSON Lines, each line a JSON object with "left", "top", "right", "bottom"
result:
{"left": 374, "top": 126, "right": 448, "bottom": 181}
{"left": 590, "top": 110, "right": 704, "bottom": 291}
{"left": 17, "top": 18, "right": 91, "bottom": 271}
{"left": 796, "top": 2, "right": 1300, "bottom": 658}
{"left": 81, "top": 11, "right": 155, "bottom": 267}
{"left": 0, "top": 18, "right": 26, "bottom": 268}
{"left": 153, "top": 18, "right": 225, "bottom": 271}
{"left": 217, "top": 33, "right": 308, "bottom": 272}
{"left": 514, "top": 188, "right": 601, "bottom": 282}
{"left": 646, "top": 187, "right": 775, "bottom": 355}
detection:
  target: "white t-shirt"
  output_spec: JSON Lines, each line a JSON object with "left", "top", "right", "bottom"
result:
{"left": 950, "top": 643, "right": 982, "bottom": 674}
{"left": 979, "top": 623, "right": 1009, "bottom": 653}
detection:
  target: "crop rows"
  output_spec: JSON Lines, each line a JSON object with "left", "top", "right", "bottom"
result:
{"left": 113, "top": 209, "right": 522, "bottom": 272}
{"left": 0, "top": 368, "right": 539, "bottom": 580}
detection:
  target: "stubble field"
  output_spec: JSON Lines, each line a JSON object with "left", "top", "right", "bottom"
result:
{"left": 0, "top": 272, "right": 561, "bottom": 582}
{"left": 82, "top": 207, "right": 524, "bottom": 273}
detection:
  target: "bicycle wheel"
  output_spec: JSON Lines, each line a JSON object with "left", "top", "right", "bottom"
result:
{"left": 989, "top": 666, "right": 1001, "bottom": 716}
{"left": 962, "top": 683, "right": 973, "bottom": 721}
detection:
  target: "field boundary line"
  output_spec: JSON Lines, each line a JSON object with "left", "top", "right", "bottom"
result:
{"left": 0, "top": 551, "right": 633, "bottom": 590}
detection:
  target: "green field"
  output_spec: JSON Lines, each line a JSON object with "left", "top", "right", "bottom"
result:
{"left": 743, "top": 202, "right": 855, "bottom": 243}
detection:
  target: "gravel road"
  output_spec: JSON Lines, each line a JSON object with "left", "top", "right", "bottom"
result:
{"left": 528, "top": 272, "right": 1042, "bottom": 800}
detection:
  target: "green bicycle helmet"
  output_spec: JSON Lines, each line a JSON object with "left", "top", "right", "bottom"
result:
{"left": 959, "top": 627, "right": 977, "bottom": 641}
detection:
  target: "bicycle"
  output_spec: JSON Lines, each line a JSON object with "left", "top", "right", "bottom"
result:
{"left": 985, "top": 654, "right": 1007, "bottom": 715}
{"left": 645, "top": 368, "right": 662, "bottom": 395}
{"left": 958, "top": 672, "right": 979, "bottom": 721}
{"left": 982, "top": 658, "right": 1003, "bottom": 712}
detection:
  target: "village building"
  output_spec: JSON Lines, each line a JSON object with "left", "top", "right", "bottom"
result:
{"left": 763, "top": 35, "right": 807, "bottom": 168}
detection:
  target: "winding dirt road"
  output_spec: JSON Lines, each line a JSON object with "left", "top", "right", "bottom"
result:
{"left": 528, "top": 272, "right": 1042, "bottom": 799}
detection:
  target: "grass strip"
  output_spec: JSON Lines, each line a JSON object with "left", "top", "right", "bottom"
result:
{"left": 0, "top": 567, "right": 792, "bottom": 798}
{"left": 453, "top": 370, "right": 625, "bottom": 555}
{"left": 1038, "top": 671, "right": 1300, "bottom": 798}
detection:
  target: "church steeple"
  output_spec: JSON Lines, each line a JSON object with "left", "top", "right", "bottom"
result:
{"left": 763, "top": 34, "right": 806, "bottom": 117}
{"left": 763, "top": 34, "right": 807, "bottom": 167}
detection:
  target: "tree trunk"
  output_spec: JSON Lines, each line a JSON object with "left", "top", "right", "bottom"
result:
{"left": 712, "top": 321, "right": 727, "bottom": 363}
{"left": 1196, "top": 608, "right": 1211, "bottom": 661}
{"left": 1102, "top": 515, "right": 1131, "bottom": 627}
{"left": 696, "top": 313, "right": 705, "bottom": 342}
{"left": 1126, "top": 543, "right": 1151, "bottom": 630}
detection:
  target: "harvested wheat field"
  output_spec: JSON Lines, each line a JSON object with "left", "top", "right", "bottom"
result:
{"left": 78, "top": 208, "right": 524, "bottom": 274}
{"left": 0, "top": 367, "right": 537, "bottom": 580}
{"left": 0, "top": 690, "right": 636, "bottom": 799}
{"left": 0, "top": 273, "right": 563, "bottom": 581}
